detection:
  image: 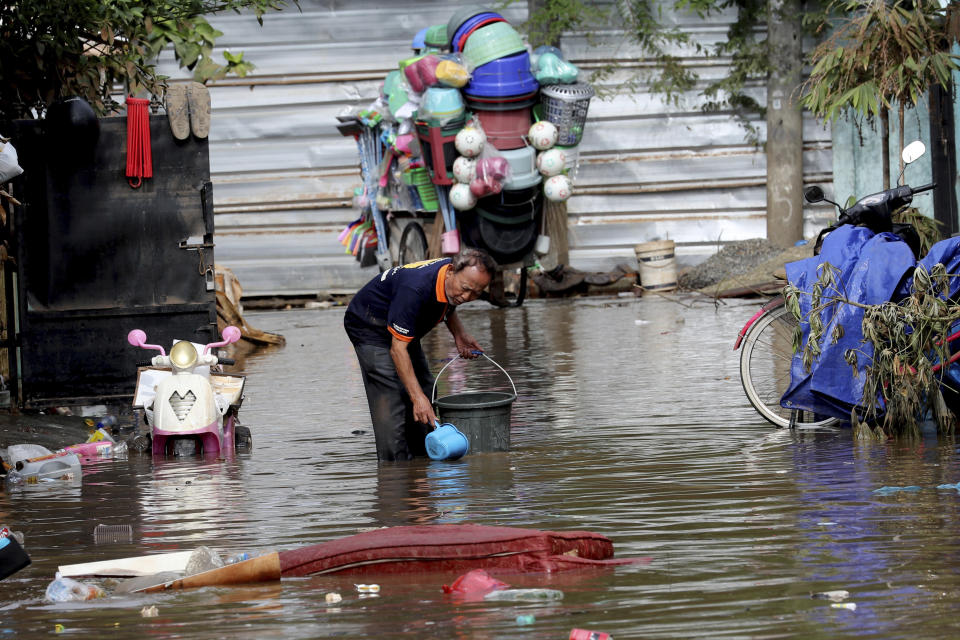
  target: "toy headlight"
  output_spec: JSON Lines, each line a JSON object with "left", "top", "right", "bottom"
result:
{"left": 169, "top": 341, "right": 198, "bottom": 371}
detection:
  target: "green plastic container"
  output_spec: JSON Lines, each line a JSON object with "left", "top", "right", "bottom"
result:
{"left": 462, "top": 22, "right": 525, "bottom": 70}
{"left": 424, "top": 24, "right": 449, "bottom": 48}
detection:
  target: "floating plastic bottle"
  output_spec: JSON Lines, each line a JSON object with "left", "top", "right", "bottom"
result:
{"left": 225, "top": 552, "right": 251, "bottom": 565}
{"left": 44, "top": 573, "right": 105, "bottom": 602}
{"left": 483, "top": 588, "right": 564, "bottom": 602}
{"left": 184, "top": 546, "right": 224, "bottom": 575}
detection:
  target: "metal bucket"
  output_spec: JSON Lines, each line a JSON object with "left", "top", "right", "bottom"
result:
{"left": 432, "top": 353, "right": 516, "bottom": 453}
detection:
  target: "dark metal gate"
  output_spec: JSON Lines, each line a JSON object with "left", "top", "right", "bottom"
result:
{"left": 9, "top": 115, "right": 217, "bottom": 408}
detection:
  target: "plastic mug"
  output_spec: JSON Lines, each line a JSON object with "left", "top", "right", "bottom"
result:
{"left": 426, "top": 421, "right": 469, "bottom": 461}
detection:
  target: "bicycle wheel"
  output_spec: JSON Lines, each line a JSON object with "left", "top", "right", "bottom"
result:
{"left": 398, "top": 222, "right": 428, "bottom": 266}
{"left": 739, "top": 302, "right": 840, "bottom": 428}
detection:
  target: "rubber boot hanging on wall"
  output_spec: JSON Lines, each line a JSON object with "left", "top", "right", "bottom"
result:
{"left": 125, "top": 97, "right": 152, "bottom": 189}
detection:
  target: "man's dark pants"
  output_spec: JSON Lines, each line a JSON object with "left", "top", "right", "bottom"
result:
{"left": 353, "top": 340, "right": 434, "bottom": 461}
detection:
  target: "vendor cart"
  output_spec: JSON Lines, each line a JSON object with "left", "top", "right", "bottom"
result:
{"left": 335, "top": 11, "right": 594, "bottom": 309}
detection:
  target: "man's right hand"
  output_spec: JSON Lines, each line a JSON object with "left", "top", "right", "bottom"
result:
{"left": 412, "top": 392, "right": 437, "bottom": 427}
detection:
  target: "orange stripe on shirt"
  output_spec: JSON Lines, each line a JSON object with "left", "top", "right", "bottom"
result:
{"left": 435, "top": 264, "right": 449, "bottom": 303}
{"left": 388, "top": 326, "right": 414, "bottom": 342}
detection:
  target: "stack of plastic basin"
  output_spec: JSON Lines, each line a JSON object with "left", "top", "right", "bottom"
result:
{"left": 461, "top": 22, "right": 526, "bottom": 70}
{"left": 420, "top": 87, "right": 465, "bottom": 127}
{"left": 460, "top": 187, "right": 543, "bottom": 265}
{"left": 447, "top": 6, "right": 500, "bottom": 47}
{"left": 499, "top": 146, "right": 540, "bottom": 190}
{"left": 464, "top": 51, "right": 538, "bottom": 102}
{"left": 474, "top": 105, "right": 533, "bottom": 150}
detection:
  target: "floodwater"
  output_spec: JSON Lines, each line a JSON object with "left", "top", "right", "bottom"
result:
{"left": 3, "top": 295, "right": 960, "bottom": 639}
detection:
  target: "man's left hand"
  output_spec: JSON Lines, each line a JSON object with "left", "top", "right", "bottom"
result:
{"left": 455, "top": 334, "right": 483, "bottom": 359}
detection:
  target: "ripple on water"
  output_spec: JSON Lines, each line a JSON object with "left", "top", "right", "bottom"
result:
{"left": 2, "top": 299, "right": 960, "bottom": 638}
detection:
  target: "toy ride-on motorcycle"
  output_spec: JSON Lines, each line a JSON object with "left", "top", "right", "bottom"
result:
{"left": 127, "top": 326, "right": 250, "bottom": 457}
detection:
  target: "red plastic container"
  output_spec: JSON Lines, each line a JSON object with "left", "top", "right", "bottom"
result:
{"left": 415, "top": 119, "right": 465, "bottom": 186}
{"left": 475, "top": 107, "right": 532, "bottom": 150}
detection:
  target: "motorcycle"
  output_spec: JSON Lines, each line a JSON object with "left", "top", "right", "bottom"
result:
{"left": 736, "top": 140, "right": 936, "bottom": 428}
{"left": 127, "top": 326, "right": 250, "bottom": 456}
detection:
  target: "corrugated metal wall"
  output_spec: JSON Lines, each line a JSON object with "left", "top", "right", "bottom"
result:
{"left": 158, "top": 0, "right": 832, "bottom": 296}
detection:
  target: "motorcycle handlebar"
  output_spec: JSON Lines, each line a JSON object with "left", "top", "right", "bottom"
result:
{"left": 137, "top": 360, "right": 154, "bottom": 368}
{"left": 218, "top": 358, "right": 236, "bottom": 366}
{"left": 911, "top": 182, "right": 936, "bottom": 194}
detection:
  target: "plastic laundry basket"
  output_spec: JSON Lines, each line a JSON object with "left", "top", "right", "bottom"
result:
{"left": 540, "top": 83, "right": 595, "bottom": 146}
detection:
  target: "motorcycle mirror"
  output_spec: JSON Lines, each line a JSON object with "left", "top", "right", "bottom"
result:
{"left": 902, "top": 140, "right": 926, "bottom": 165}
{"left": 221, "top": 326, "right": 242, "bottom": 344}
{"left": 803, "top": 186, "right": 825, "bottom": 204}
{"left": 127, "top": 329, "right": 147, "bottom": 347}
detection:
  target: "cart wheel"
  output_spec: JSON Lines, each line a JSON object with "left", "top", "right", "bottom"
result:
{"left": 398, "top": 222, "right": 428, "bottom": 266}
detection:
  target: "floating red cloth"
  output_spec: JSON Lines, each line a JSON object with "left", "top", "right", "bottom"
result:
{"left": 125, "top": 97, "right": 152, "bottom": 188}
{"left": 278, "top": 524, "right": 641, "bottom": 577}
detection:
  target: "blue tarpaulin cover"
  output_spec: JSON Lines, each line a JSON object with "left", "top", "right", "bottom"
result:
{"left": 782, "top": 226, "right": 917, "bottom": 419}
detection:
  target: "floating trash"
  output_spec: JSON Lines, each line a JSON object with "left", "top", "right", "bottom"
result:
{"left": 812, "top": 590, "right": 850, "bottom": 602}
{"left": 873, "top": 486, "right": 922, "bottom": 495}
{"left": 355, "top": 584, "right": 380, "bottom": 593}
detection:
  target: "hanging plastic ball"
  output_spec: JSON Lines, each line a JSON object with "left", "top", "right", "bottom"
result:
{"left": 544, "top": 174, "right": 573, "bottom": 202}
{"left": 528, "top": 121, "right": 558, "bottom": 151}
{"left": 452, "top": 156, "right": 477, "bottom": 184}
{"left": 449, "top": 183, "right": 477, "bottom": 210}
{"left": 455, "top": 127, "right": 486, "bottom": 158}
{"left": 537, "top": 148, "right": 566, "bottom": 177}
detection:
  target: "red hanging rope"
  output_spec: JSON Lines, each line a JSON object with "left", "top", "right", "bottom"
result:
{"left": 125, "top": 97, "right": 153, "bottom": 189}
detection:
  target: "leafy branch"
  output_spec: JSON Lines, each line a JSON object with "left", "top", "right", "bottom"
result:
{"left": 0, "top": 0, "right": 297, "bottom": 124}
{"left": 785, "top": 258, "right": 960, "bottom": 440}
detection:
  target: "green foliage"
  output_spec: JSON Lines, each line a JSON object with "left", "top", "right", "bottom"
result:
{"left": 521, "top": 0, "right": 608, "bottom": 48}
{"left": 517, "top": 0, "right": 775, "bottom": 141}
{"left": 785, "top": 256, "right": 960, "bottom": 440}
{"left": 0, "top": 0, "right": 296, "bottom": 123}
{"left": 800, "top": 0, "right": 960, "bottom": 122}
{"left": 893, "top": 205, "right": 943, "bottom": 258}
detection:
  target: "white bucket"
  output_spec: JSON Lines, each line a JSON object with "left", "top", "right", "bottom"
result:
{"left": 635, "top": 240, "right": 677, "bottom": 292}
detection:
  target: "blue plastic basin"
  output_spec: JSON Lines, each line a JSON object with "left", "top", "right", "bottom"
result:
{"left": 464, "top": 51, "right": 538, "bottom": 99}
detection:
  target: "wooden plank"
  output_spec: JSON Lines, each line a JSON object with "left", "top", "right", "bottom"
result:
{"left": 135, "top": 552, "right": 281, "bottom": 593}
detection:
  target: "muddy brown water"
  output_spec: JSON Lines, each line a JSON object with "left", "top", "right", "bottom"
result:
{"left": 2, "top": 296, "right": 960, "bottom": 638}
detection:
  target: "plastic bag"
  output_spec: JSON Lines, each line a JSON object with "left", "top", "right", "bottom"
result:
{"left": 442, "top": 569, "right": 510, "bottom": 600}
{"left": 535, "top": 52, "right": 579, "bottom": 85}
{"left": 0, "top": 138, "right": 24, "bottom": 183}
{"left": 402, "top": 55, "right": 427, "bottom": 93}
{"left": 471, "top": 144, "right": 511, "bottom": 198}
{"left": 435, "top": 54, "right": 471, "bottom": 89}
{"left": 45, "top": 572, "right": 105, "bottom": 602}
